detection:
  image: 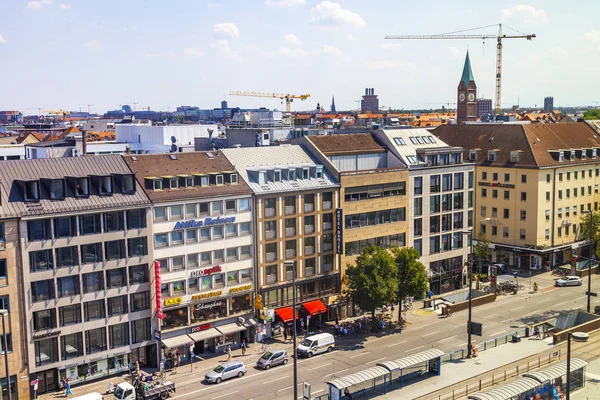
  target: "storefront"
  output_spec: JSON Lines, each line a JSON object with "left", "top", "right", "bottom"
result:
{"left": 429, "top": 256, "right": 464, "bottom": 295}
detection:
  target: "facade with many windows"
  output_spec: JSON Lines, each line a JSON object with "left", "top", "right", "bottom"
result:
{"left": 222, "top": 145, "right": 341, "bottom": 328}
{"left": 0, "top": 156, "right": 154, "bottom": 395}
{"left": 436, "top": 123, "right": 600, "bottom": 270}
{"left": 125, "top": 152, "right": 256, "bottom": 362}
{"left": 374, "top": 129, "right": 474, "bottom": 294}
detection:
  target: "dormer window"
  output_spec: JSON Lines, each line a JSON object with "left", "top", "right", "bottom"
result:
{"left": 581, "top": 150, "right": 587, "bottom": 160}
{"left": 25, "top": 181, "right": 40, "bottom": 202}
{"left": 75, "top": 177, "right": 90, "bottom": 197}
{"left": 216, "top": 175, "right": 224, "bottom": 185}
{"left": 393, "top": 137, "right": 406, "bottom": 145}
{"left": 469, "top": 150, "right": 477, "bottom": 160}
{"left": 510, "top": 151, "right": 520, "bottom": 163}
{"left": 185, "top": 177, "right": 194, "bottom": 187}
{"left": 316, "top": 167, "right": 323, "bottom": 179}
{"left": 593, "top": 149, "right": 597, "bottom": 159}
{"left": 50, "top": 179, "right": 65, "bottom": 200}
{"left": 230, "top": 173, "right": 238, "bottom": 184}
{"left": 302, "top": 168, "right": 309, "bottom": 180}
{"left": 570, "top": 151, "right": 575, "bottom": 161}
{"left": 429, "top": 136, "right": 436, "bottom": 143}
{"left": 170, "top": 178, "right": 179, "bottom": 189}
{"left": 559, "top": 151, "right": 564, "bottom": 162}
{"left": 487, "top": 150, "right": 496, "bottom": 162}
{"left": 121, "top": 174, "right": 135, "bottom": 193}
{"left": 258, "top": 171, "right": 267, "bottom": 185}
{"left": 154, "top": 180, "right": 163, "bottom": 190}
{"left": 274, "top": 170, "right": 281, "bottom": 182}
{"left": 100, "top": 176, "right": 113, "bottom": 195}
{"left": 288, "top": 169, "right": 296, "bottom": 180}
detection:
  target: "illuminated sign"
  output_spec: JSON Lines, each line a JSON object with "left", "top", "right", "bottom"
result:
{"left": 229, "top": 284, "right": 252, "bottom": 293}
{"left": 191, "top": 323, "right": 212, "bottom": 333}
{"left": 174, "top": 216, "right": 236, "bottom": 230}
{"left": 191, "top": 290, "right": 223, "bottom": 301}
{"left": 154, "top": 261, "right": 164, "bottom": 319}
{"left": 336, "top": 208, "right": 343, "bottom": 255}
{"left": 196, "top": 301, "right": 224, "bottom": 311}
{"left": 478, "top": 182, "right": 515, "bottom": 189}
{"left": 164, "top": 297, "right": 182, "bottom": 306}
{"left": 190, "top": 265, "right": 222, "bottom": 278}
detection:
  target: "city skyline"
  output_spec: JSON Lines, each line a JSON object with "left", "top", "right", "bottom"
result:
{"left": 1, "top": 0, "right": 599, "bottom": 113}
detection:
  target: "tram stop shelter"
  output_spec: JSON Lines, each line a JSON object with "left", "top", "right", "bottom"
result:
{"left": 326, "top": 348, "right": 444, "bottom": 400}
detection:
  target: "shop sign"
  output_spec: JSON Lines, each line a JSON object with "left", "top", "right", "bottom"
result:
{"left": 164, "top": 297, "right": 182, "bottom": 307}
{"left": 478, "top": 182, "right": 515, "bottom": 189}
{"left": 229, "top": 284, "right": 252, "bottom": 293}
{"left": 154, "top": 329, "right": 161, "bottom": 341}
{"left": 191, "top": 290, "right": 223, "bottom": 301}
{"left": 191, "top": 323, "right": 212, "bottom": 333}
{"left": 190, "top": 265, "right": 222, "bottom": 278}
{"left": 196, "top": 301, "right": 223, "bottom": 311}
{"left": 174, "top": 216, "right": 236, "bottom": 230}
{"left": 33, "top": 330, "right": 61, "bottom": 340}
{"left": 336, "top": 208, "right": 343, "bottom": 255}
{"left": 154, "top": 261, "right": 164, "bottom": 319}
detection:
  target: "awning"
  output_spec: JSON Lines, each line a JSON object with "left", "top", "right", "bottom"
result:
{"left": 244, "top": 318, "right": 258, "bottom": 327}
{"left": 327, "top": 366, "right": 390, "bottom": 390}
{"left": 377, "top": 348, "right": 445, "bottom": 372}
{"left": 275, "top": 307, "right": 297, "bottom": 322}
{"left": 467, "top": 377, "right": 540, "bottom": 400}
{"left": 161, "top": 335, "right": 193, "bottom": 349}
{"left": 216, "top": 323, "right": 246, "bottom": 335}
{"left": 523, "top": 358, "right": 588, "bottom": 383}
{"left": 188, "top": 328, "right": 222, "bottom": 343}
{"left": 303, "top": 300, "right": 327, "bottom": 316}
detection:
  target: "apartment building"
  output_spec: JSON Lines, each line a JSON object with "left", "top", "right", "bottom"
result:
{"left": 435, "top": 123, "right": 600, "bottom": 270}
{"left": 222, "top": 145, "right": 341, "bottom": 328}
{"left": 0, "top": 156, "right": 154, "bottom": 395}
{"left": 374, "top": 129, "right": 474, "bottom": 294}
{"left": 299, "top": 134, "right": 409, "bottom": 318}
{"left": 125, "top": 152, "right": 256, "bottom": 360}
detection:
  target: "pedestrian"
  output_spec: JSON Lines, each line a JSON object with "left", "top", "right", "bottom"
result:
{"left": 107, "top": 381, "right": 114, "bottom": 394}
{"left": 172, "top": 353, "right": 178, "bottom": 372}
{"left": 335, "top": 316, "right": 339, "bottom": 326}
{"left": 60, "top": 377, "right": 66, "bottom": 395}
{"left": 176, "top": 352, "right": 181, "bottom": 369}
{"left": 241, "top": 339, "right": 247, "bottom": 356}
{"left": 135, "top": 360, "right": 140, "bottom": 376}
{"left": 300, "top": 319, "right": 305, "bottom": 335}
{"left": 226, "top": 345, "right": 232, "bottom": 362}
{"left": 283, "top": 326, "right": 288, "bottom": 342}
{"left": 64, "top": 379, "right": 72, "bottom": 397}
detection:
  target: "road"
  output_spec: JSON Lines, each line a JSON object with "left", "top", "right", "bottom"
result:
{"left": 170, "top": 276, "right": 600, "bottom": 400}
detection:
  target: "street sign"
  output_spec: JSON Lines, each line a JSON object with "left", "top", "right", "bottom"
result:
{"left": 303, "top": 382, "right": 311, "bottom": 400}
{"left": 468, "top": 322, "right": 483, "bottom": 336}
{"left": 586, "top": 291, "right": 598, "bottom": 297}
{"left": 154, "top": 329, "right": 161, "bottom": 341}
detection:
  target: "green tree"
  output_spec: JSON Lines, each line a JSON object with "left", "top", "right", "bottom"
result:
{"left": 392, "top": 247, "right": 428, "bottom": 322}
{"left": 345, "top": 246, "right": 398, "bottom": 332}
{"left": 583, "top": 109, "right": 600, "bottom": 120}
{"left": 473, "top": 232, "right": 491, "bottom": 270}
{"left": 580, "top": 211, "right": 600, "bottom": 260}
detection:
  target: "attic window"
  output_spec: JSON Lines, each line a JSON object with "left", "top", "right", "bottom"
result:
{"left": 510, "top": 151, "right": 520, "bottom": 163}
{"left": 570, "top": 151, "right": 575, "bottom": 161}
{"left": 430, "top": 136, "right": 436, "bottom": 143}
{"left": 469, "top": 150, "right": 477, "bottom": 160}
{"left": 100, "top": 176, "right": 113, "bottom": 195}
{"left": 170, "top": 178, "right": 179, "bottom": 189}
{"left": 76, "top": 177, "right": 90, "bottom": 197}
{"left": 302, "top": 168, "right": 309, "bottom": 179}
{"left": 153, "top": 180, "right": 163, "bottom": 190}
{"left": 122, "top": 174, "right": 135, "bottom": 193}
{"left": 581, "top": 150, "right": 587, "bottom": 160}
{"left": 487, "top": 150, "right": 496, "bottom": 162}
{"left": 274, "top": 170, "right": 281, "bottom": 182}
{"left": 185, "top": 177, "right": 194, "bottom": 187}
{"left": 393, "top": 137, "right": 406, "bottom": 146}
{"left": 231, "top": 174, "right": 238, "bottom": 184}
{"left": 50, "top": 179, "right": 65, "bottom": 200}
{"left": 316, "top": 167, "right": 323, "bottom": 179}
{"left": 558, "top": 151, "right": 564, "bottom": 162}
{"left": 593, "top": 149, "right": 598, "bottom": 159}
{"left": 25, "top": 181, "right": 40, "bottom": 202}
{"left": 216, "top": 175, "right": 224, "bottom": 185}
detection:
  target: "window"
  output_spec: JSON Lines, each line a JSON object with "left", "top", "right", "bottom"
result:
{"left": 240, "top": 245, "right": 251, "bottom": 259}
{"left": 481, "top": 188, "right": 487, "bottom": 198}
{"left": 322, "top": 192, "right": 333, "bottom": 210}
{"left": 154, "top": 207, "right": 167, "bottom": 221}
{"left": 170, "top": 178, "right": 179, "bottom": 189}
{"left": 226, "top": 247, "right": 237, "bottom": 262}
{"left": 108, "top": 295, "right": 128, "bottom": 316}
{"left": 56, "top": 246, "right": 78, "bottom": 268}
{"left": 30, "top": 249, "right": 54, "bottom": 272}
{"left": 49, "top": 179, "right": 65, "bottom": 199}
{"left": 28, "top": 219, "right": 52, "bottom": 241}
{"left": 567, "top": 172, "right": 571, "bottom": 181}
{"left": 521, "top": 192, "right": 527, "bottom": 201}
{"left": 84, "top": 300, "right": 105, "bottom": 321}
{"left": 239, "top": 198, "right": 250, "bottom": 211}
{"left": 104, "top": 212, "right": 125, "bottom": 232}
{"left": 105, "top": 239, "right": 126, "bottom": 260}
{"left": 240, "top": 268, "right": 251, "bottom": 283}
{"left": 131, "top": 292, "right": 150, "bottom": 311}
{"left": 305, "top": 258, "right": 316, "bottom": 277}
{"left": 492, "top": 226, "right": 498, "bottom": 236}
{"left": 59, "top": 304, "right": 81, "bottom": 326}
{"left": 155, "top": 233, "right": 168, "bottom": 248}
{"left": 304, "top": 194, "right": 315, "bottom": 212}
{"left": 430, "top": 175, "right": 440, "bottom": 193}
{"left": 504, "top": 191, "right": 510, "bottom": 200}
{"left": 394, "top": 137, "right": 406, "bottom": 145}
{"left": 520, "top": 229, "right": 526, "bottom": 240}
{"left": 487, "top": 150, "right": 496, "bottom": 161}
{"left": 80, "top": 214, "right": 102, "bottom": 235}
{"left": 454, "top": 173, "right": 464, "bottom": 190}
{"left": 82, "top": 272, "right": 103, "bottom": 293}
{"left": 492, "top": 189, "right": 498, "bottom": 199}
{"left": 558, "top": 227, "right": 562, "bottom": 237}
{"left": 212, "top": 226, "right": 223, "bottom": 239}
{"left": 128, "top": 237, "right": 148, "bottom": 257}
{"left": 170, "top": 205, "right": 183, "bottom": 220}
{"left": 559, "top": 151, "right": 564, "bottom": 162}
{"left": 504, "top": 173, "right": 510, "bottom": 182}
{"left": 414, "top": 177, "right": 422, "bottom": 195}
{"left": 492, "top": 207, "right": 498, "bottom": 217}
{"left": 442, "top": 174, "right": 452, "bottom": 191}
{"left": 54, "top": 217, "right": 77, "bottom": 238}
{"left": 132, "top": 318, "right": 151, "bottom": 343}
{"left": 85, "top": 327, "right": 107, "bottom": 354}
{"left": 153, "top": 179, "right": 163, "bottom": 190}
{"left": 81, "top": 242, "right": 103, "bottom": 264}
{"left": 482, "top": 171, "right": 487, "bottom": 180}
{"left": 546, "top": 173, "right": 551, "bottom": 183}
{"left": 57, "top": 276, "right": 80, "bottom": 297}
{"left": 567, "top": 189, "right": 571, "bottom": 198}
{"left": 545, "top": 229, "right": 550, "bottom": 240}
{"left": 503, "top": 209, "right": 510, "bottom": 219}
{"left": 24, "top": 180, "right": 40, "bottom": 201}
{"left": 126, "top": 209, "right": 147, "bottom": 229}
{"left": 216, "top": 175, "right": 224, "bottom": 185}
{"left": 414, "top": 197, "right": 422, "bottom": 216}
{"left": 212, "top": 201, "right": 223, "bottom": 215}
{"left": 520, "top": 210, "right": 527, "bottom": 221}
{"left": 106, "top": 268, "right": 127, "bottom": 288}
{"left": 225, "top": 200, "right": 237, "bottom": 214}
{"left": 214, "top": 249, "right": 225, "bottom": 264}
{"left": 231, "top": 173, "right": 239, "bottom": 184}
{"left": 61, "top": 332, "right": 83, "bottom": 359}
{"left": 35, "top": 337, "right": 58, "bottom": 366}
{"left": 0, "top": 223, "right": 4, "bottom": 248}
{"left": 546, "top": 192, "right": 551, "bottom": 201}
{"left": 481, "top": 206, "right": 486, "bottom": 217}
{"left": 33, "top": 309, "right": 56, "bottom": 331}
{"left": 266, "top": 265, "right": 278, "bottom": 283}
{"left": 480, "top": 224, "right": 486, "bottom": 234}
{"left": 109, "top": 323, "right": 130, "bottom": 349}
{"left": 521, "top": 174, "right": 527, "bottom": 183}
{"left": 186, "top": 229, "right": 198, "bottom": 243}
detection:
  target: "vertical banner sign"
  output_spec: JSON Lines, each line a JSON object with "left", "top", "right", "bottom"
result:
{"left": 154, "top": 261, "right": 164, "bottom": 319}
{"left": 336, "top": 208, "right": 343, "bottom": 255}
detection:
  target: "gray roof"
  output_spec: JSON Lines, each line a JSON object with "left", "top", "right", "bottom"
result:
{"left": 377, "top": 348, "right": 444, "bottom": 372}
{"left": 467, "top": 377, "right": 540, "bottom": 400}
{"left": 327, "top": 366, "right": 390, "bottom": 390}
{"left": 0, "top": 155, "right": 150, "bottom": 218}
{"left": 523, "top": 358, "right": 587, "bottom": 383}
{"left": 221, "top": 145, "right": 338, "bottom": 195}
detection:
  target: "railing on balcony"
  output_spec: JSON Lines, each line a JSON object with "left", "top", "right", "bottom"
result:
{"left": 304, "top": 225, "right": 314, "bottom": 234}
{"left": 265, "top": 207, "right": 276, "bottom": 218}
{"left": 304, "top": 203, "right": 314, "bottom": 213}
{"left": 266, "top": 252, "right": 277, "bottom": 262}
{"left": 285, "top": 227, "right": 296, "bottom": 237}
{"left": 305, "top": 266, "right": 315, "bottom": 277}
{"left": 285, "top": 249, "right": 296, "bottom": 259}
{"left": 322, "top": 201, "right": 332, "bottom": 210}
{"left": 323, "top": 222, "right": 333, "bottom": 231}
{"left": 285, "top": 206, "right": 296, "bottom": 215}
{"left": 266, "top": 274, "right": 277, "bottom": 284}
{"left": 305, "top": 246, "right": 315, "bottom": 255}
{"left": 266, "top": 230, "right": 276, "bottom": 240}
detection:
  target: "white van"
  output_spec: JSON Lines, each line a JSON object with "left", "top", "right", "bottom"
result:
{"left": 297, "top": 333, "right": 335, "bottom": 357}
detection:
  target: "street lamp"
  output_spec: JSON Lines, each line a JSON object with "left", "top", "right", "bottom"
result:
{"left": 461, "top": 229, "right": 474, "bottom": 358}
{"left": 0, "top": 309, "right": 11, "bottom": 400}
{"left": 581, "top": 210, "right": 594, "bottom": 313}
{"left": 566, "top": 331, "right": 589, "bottom": 400}
{"left": 284, "top": 261, "right": 298, "bottom": 400}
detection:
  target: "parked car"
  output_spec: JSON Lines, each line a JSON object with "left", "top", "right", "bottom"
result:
{"left": 271, "top": 323, "right": 283, "bottom": 337}
{"left": 297, "top": 333, "right": 335, "bottom": 358}
{"left": 256, "top": 350, "right": 288, "bottom": 370}
{"left": 492, "top": 263, "right": 508, "bottom": 275}
{"left": 554, "top": 276, "right": 582, "bottom": 287}
{"left": 205, "top": 361, "right": 247, "bottom": 384}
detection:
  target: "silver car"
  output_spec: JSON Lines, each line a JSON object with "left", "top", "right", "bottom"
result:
{"left": 205, "top": 361, "right": 247, "bottom": 384}
{"left": 257, "top": 350, "right": 289, "bottom": 370}
{"left": 555, "top": 276, "right": 582, "bottom": 287}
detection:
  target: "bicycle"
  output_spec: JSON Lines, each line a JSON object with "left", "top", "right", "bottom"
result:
{"left": 403, "top": 302, "right": 413, "bottom": 311}
{"left": 255, "top": 342, "right": 270, "bottom": 354}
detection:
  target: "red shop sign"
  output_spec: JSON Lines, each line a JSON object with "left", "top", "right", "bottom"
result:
{"left": 154, "top": 261, "right": 164, "bottom": 319}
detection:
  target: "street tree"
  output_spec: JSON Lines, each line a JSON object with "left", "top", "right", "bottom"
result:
{"left": 392, "top": 247, "right": 428, "bottom": 323}
{"left": 580, "top": 211, "right": 600, "bottom": 260}
{"left": 345, "top": 246, "right": 398, "bottom": 332}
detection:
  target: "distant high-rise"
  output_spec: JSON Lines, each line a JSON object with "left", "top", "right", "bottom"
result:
{"left": 331, "top": 96, "right": 336, "bottom": 113}
{"left": 360, "top": 88, "right": 379, "bottom": 113}
{"left": 122, "top": 104, "right": 132, "bottom": 113}
{"left": 457, "top": 52, "right": 478, "bottom": 122}
{"left": 476, "top": 99, "right": 493, "bottom": 118}
{"left": 221, "top": 100, "right": 228, "bottom": 109}
{"left": 544, "top": 97, "right": 554, "bottom": 112}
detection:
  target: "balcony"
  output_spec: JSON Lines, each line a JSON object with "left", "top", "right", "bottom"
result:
{"left": 285, "top": 206, "right": 296, "bottom": 215}
{"left": 266, "top": 230, "right": 277, "bottom": 240}
{"left": 285, "top": 227, "right": 296, "bottom": 237}
{"left": 322, "top": 201, "right": 332, "bottom": 210}
{"left": 323, "top": 222, "right": 333, "bottom": 231}
{"left": 305, "top": 246, "right": 315, "bottom": 256}
{"left": 266, "top": 274, "right": 277, "bottom": 284}
{"left": 266, "top": 252, "right": 277, "bottom": 262}
{"left": 305, "top": 266, "right": 315, "bottom": 277}
{"left": 285, "top": 249, "right": 296, "bottom": 259}
{"left": 265, "top": 207, "right": 276, "bottom": 218}
{"left": 304, "top": 225, "right": 314, "bottom": 235}
{"left": 304, "top": 203, "right": 314, "bottom": 213}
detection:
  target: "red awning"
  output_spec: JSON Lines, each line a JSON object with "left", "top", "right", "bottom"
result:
{"left": 275, "top": 307, "right": 297, "bottom": 323}
{"left": 303, "top": 299, "right": 327, "bottom": 316}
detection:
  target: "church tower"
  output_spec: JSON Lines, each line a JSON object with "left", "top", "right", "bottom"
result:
{"left": 331, "top": 95, "right": 336, "bottom": 113}
{"left": 457, "top": 51, "right": 478, "bottom": 122}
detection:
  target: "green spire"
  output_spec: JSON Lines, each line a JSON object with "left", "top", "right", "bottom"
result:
{"left": 461, "top": 51, "right": 474, "bottom": 86}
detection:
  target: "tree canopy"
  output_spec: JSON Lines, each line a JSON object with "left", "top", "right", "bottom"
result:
{"left": 474, "top": 232, "right": 491, "bottom": 262}
{"left": 583, "top": 109, "right": 600, "bottom": 120}
{"left": 392, "top": 247, "right": 428, "bottom": 321}
{"left": 580, "top": 211, "right": 600, "bottom": 259}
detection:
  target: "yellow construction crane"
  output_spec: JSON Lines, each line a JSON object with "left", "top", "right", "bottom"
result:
{"left": 230, "top": 91, "right": 311, "bottom": 113}
{"left": 43, "top": 109, "right": 70, "bottom": 117}
{"left": 386, "top": 23, "right": 535, "bottom": 115}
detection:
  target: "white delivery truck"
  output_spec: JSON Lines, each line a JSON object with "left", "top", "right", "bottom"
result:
{"left": 113, "top": 381, "right": 176, "bottom": 400}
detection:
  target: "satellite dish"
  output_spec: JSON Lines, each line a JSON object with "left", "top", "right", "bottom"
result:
{"left": 170, "top": 143, "right": 177, "bottom": 152}
{"left": 171, "top": 136, "right": 176, "bottom": 143}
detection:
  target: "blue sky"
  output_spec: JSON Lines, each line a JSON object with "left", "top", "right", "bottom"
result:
{"left": 1, "top": 0, "right": 599, "bottom": 113}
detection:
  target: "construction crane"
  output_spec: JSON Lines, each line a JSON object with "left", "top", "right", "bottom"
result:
{"left": 229, "top": 91, "right": 311, "bottom": 113}
{"left": 43, "top": 109, "right": 70, "bottom": 117}
{"left": 386, "top": 24, "right": 536, "bottom": 115}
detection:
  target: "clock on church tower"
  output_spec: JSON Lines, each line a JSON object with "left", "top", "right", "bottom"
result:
{"left": 457, "top": 51, "right": 478, "bottom": 123}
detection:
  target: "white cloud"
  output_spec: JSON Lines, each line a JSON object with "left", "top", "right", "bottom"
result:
{"left": 380, "top": 43, "right": 401, "bottom": 50}
{"left": 368, "top": 60, "right": 416, "bottom": 70}
{"left": 60, "top": 3, "right": 70, "bottom": 9}
{"left": 207, "top": 2, "right": 219, "bottom": 7}
{"left": 184, "top": 47, "right": 204, "bottom": 57}
{"left": 42, "top": 0, "right": 53, "bottom": 4}
{"left": 346, "top": 33, "right": 358, "bottom": 41}
{"left": 582, "top": 29, "right": 600, "bottom": 43}
{"left": 310, "top": 1, "right": 366, "bottom": 28}
{"left": 279, "top": 47, "right": 309, "bottom": 57}
{"left": 27, "top": 1, "right": 43, "bottom": 10}
{"left": 448, "top": 46, "right": 463, "bottom": 57}
{"left": 213, "top": 23, "right": 240, "bottom": 41}
{"left": 265, "top": 0, "right": 305, "bottom": 7}
{"left": 318, "top": 44, "right": 343, "bottom": 57}
{"left": 284, "top": 34, "right": 303, "bottom": 46}
{"left": 84, "top": 39, "right": 102, "bottom": 49}
{"left": 145, "top": 53, "right": 159, "bottom": 58}
{"left": 501, "top": 5, "right": 547, "bottom": 24}
{"left": 167, "top": 52, "right": 177, "bottom": 59}
{"left": 0, "top": 34, "right": 6, "bottom": 44}
{"left": 210, "top": 40, "right": 243, "bottom": 62}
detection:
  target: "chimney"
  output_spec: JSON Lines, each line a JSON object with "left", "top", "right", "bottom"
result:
{"left": 126, "top": 145, "right": 131, "bottom": 155}
{"left": 81, "top": 129, "right": 87, "bottom": 156}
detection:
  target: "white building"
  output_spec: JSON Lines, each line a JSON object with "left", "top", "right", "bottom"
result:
{"left": 116, "top": 124, "right": 217, "bottom": 154}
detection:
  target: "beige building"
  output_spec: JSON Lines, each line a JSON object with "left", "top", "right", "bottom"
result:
{"left": 436, "top": 123, "right": 600, "bottom": 270}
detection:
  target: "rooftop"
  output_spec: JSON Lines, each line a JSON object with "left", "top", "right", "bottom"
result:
{"left": 306, "top": 133, "right": 387, "bottom": 155}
